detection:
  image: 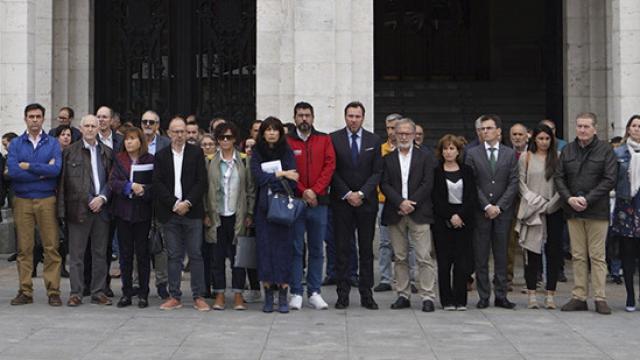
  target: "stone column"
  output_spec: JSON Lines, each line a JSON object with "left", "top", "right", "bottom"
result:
{"left": 256, "top": 0, "right": 374, "bottom": 132}
{"left": 52, "top": 0, "right": 93, "bottom": 123}
{"left": 564, "top": 0, "right": 609, "bottom": 140}
{"left": 0, "top": 0, "right": 37, "bottom": 135}
{"left": 609, "top": 0, "right": 640, "bottom": 136}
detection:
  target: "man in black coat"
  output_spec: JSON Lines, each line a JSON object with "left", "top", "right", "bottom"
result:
{"left": 380, "top": 118, "right": 437, "bottom": 312}
{"left": 153, "top": 116, "right": 210, "bottom": 311}
{"left": 330, "top": 101, "right": 382, "bottom": 310}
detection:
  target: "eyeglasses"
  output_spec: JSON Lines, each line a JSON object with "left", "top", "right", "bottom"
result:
{"left": 141, "top": 119, "right": 158, "bottom": 126}
{"left": 217, "top": 135, "right": 235, "bottom": 142}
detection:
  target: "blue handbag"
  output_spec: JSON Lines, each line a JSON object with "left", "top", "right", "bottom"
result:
{"left": 267, "top": 179, "right": 305, "bottom": 226}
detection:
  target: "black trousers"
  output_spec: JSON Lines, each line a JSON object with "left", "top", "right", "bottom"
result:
{"left": 116, "top": 218, "right": 151, "bottom": 298}
{"left": 212, "top": 215, "right": 246, "bottom": 292}
{"left": 524, "top": 211, "right": 563, "bottom": 291}
{"left": 620, "top": 236, "right": 640, "bottom": 305}
{"left": 202, "top": 240, "right": 214, "bottom": 294}
{"left": 434, "top": 222, "right": 471, "bottom": 307}
{"left": 332, "top": 201, "right": 376, "bottom": 298}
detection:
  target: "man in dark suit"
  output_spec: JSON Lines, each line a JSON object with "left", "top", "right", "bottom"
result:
{"left": 464, "top": 114, "right": 518, "bottom": 309}
{"left": 380, "top": 118, "right": 437, "bottom": 312}
{"left": 140, "top": 109, "right": 171, "bottom": 299}
{"left": 153, "top": 116, "right": 210, "bottom": 311}
{"left": 330, "top": 101, "right": 382, "bottom": 310}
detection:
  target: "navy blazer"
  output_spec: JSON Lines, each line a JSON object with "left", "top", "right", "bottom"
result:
{"left": 152, "top": 143, "right": 207, "bottom": 223}
{"left": 329, "top": 127, "right": 382, "bottom": 212}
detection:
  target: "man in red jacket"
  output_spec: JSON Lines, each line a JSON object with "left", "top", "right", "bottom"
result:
{"left": 286, "top": 102, "right": 336, "bottom": 310}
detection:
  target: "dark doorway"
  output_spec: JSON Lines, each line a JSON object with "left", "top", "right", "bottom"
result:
{"left": 95, "top": 0, "right": 256, "bottom": 131}
{"left": 374, "top": 0, "right": 563, "bottom": 147}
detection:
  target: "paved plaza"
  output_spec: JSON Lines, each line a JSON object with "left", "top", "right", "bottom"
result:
{"left": 0, "top": 256, "right": 638, "bottom": 360}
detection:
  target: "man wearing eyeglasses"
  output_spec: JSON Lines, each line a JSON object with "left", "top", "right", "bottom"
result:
{"left": 48, "top": 107, "right": 81, "bottom": 142}
{"left": 141, "top": 110, "right": 170, "bottom": 155}
{"left": 140, "top": 110, "right": 171, "bottom": 299}
{"left": 465, "top": 114, "right": 519, "bottom": 310}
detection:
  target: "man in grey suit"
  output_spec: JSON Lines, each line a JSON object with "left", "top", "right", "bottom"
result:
{"left": 465, "top": 114, "right": 518, "bottom": 309}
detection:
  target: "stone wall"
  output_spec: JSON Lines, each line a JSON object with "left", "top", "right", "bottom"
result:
{"left": 256, "top": 0, "right": 374, "bottom": 133}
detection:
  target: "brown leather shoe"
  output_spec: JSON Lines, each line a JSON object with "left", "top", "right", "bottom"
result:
{"left": 67, "top": 295, "right": 82, "bottom": 307}
{"left": 48, "top": 294, "right": 63, "bottom": 307}
{"left": 91, "top": 293, "right": 113, "bottom": 306}
{"left": 233, "top": 293, "right": 247, "bottom": 311}
{"left": 160, "top": 297, "right": 182, "bottom": 310}
{"left": 193, "top": 297, "right": 211, "bottom": 312}
{"left": 212, "top": 293, "right": 225, "bottom": 310}
{"left": 561, "top": 298, "right": 588, "bottom": 311}
{"left": 595, "top": 300, "right": 612, "bottom": 315}
{"left": 10, "top": 292, "right": 33, "bottom": 305}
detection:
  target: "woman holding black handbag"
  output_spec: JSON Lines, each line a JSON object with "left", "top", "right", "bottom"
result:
{"left": 250, "top": 116, "right": 299, "bottom": 313}
{"left": 108, "top": 127, "right": 154, "bottom": 308}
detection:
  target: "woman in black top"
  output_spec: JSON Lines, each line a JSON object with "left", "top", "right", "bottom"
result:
{"left": 432, "top": 134, "right": 477, "bottom": 310}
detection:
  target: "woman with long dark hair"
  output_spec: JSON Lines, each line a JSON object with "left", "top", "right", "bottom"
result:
{"left": 515, "top": 124, "right": 562, "bottom": 309}
{"left": 432, "top": 134, "right": 477, "bottom": 310}
{"left": 250, "top": 116, "right": 299, "bottom": 313}
{"left": 108, "top": 127, "right": 154, "bottom": 308}
{"left": 611, "top": 114, "right": 640, "bottom": 312}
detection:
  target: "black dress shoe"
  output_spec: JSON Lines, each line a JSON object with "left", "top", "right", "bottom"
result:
{"left": 390, "top": 296, "right": 411, "bottom": 309}
{"left": 361, "top": 296, "right": 379, "bottom": 310}
{"left": 477, "top": 299, "right": 489, "bottom": 309}
{"left": 335, "top": 297, "right": 349, "bottom": 309}
{"left": 61, "top": 268, "right": 70, "bottom": 278}
{"left": 7, "top": 253, "right": 17, "bottom": 262}
{"left": 422, "top": 299, "right": 435, "bottom": 312}
{"left": 117, "top": 296, "right": 132, "bottom": 308}
{"left": 373, "top": 283, "right": 392, "bottom": 292}
{"left": 322, "top": 276, "right": 336, "bottom": 286}
{"left": 138, "top": 297, "right": 149, "bottom": 309}
{"left": 494, "top": 297, "right": 516, "bottom": 309}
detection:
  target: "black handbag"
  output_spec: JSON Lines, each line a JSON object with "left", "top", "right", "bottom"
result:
{"left": 148, "top": 210, "right": 164, "bottom": 255}
{"left": 266, "top": 179, "right": 305, "bottom": 226}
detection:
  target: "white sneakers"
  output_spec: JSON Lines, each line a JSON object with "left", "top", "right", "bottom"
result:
{"left": 308, "top": 292, "right": 329, "bottom": 310}
{"left": 289, "top": 294, "right": 303, "bottom": 310}
{"left": 289, "top": 293, "right": 329, "bottom": 310}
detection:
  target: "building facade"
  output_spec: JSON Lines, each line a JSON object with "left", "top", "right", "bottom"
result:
{"left": 0, "top": 0, "right": 639, "bottom": 141}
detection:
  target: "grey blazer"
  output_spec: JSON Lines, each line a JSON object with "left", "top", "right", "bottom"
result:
{"left": 464, "top": 143, "right": 519, "bottom": 212}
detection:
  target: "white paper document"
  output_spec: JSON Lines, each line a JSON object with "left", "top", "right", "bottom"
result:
{"left": 260, "top": 160, "right": 282, "bottom": 174}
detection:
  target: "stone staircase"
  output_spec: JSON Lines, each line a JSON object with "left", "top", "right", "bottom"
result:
{"left": 374, "top": 80, "right": 547, "bottom": 148}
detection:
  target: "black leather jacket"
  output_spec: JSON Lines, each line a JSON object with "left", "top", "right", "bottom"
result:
{"left": 554, "top": 136, "right": 617, "bottom": 220}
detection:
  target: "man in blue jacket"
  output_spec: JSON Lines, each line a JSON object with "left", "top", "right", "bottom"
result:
{"left": 7, "top": 103, "right": 63, "bottom": 306}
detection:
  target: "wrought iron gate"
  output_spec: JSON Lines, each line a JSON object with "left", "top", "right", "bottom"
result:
{"left": 95, "top": 0, "right": 256, "bottom": 130}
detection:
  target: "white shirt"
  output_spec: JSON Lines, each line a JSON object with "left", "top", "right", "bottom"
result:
{"left": 83, "top": 140, "right": 101, "bottom": 196}
{"left": 28, "top": 132, "right": 42, "bottom": 149}
{"left": 484, "top": 142, "right": 499, "bottom": 161}
{"left": 99, "top": 130, "right": 114, "bottom": 149}
{"left": 219, "top": 154, "right": 240, "bottom": 216}
{"left": 446, "top": 179, "right": 463, "bottom": 204}
{"left": 172, "top": 145, "right": 185, "bottom": 201}
{"left": 398, "top": 147, "right": 413, "bottom": 199}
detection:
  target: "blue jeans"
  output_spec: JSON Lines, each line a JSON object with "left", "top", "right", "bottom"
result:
{"left": 325, "top": 208, "right": 358, "bottom": 279}
{"left": 163, "top": 215, "right": 205, "bottom": 300}
{"left": 291, "top": 205, "right": 328, "bottom": 296}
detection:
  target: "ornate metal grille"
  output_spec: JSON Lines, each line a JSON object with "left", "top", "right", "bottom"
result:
{"left": 95, "top": 0, "right": 256, "bottom": 130}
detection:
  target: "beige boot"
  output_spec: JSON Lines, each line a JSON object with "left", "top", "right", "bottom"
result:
{"left": 233, "top": 293, "right": 247, "bottom": 311}
{"left": 527, "top": 290, "right": 539, "bottom": 309}
{"left": 213, "top": 293, "right": 225, "bottom": 310}
{"left": 544, "top": 291, "right": 556, "bottom": 310}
